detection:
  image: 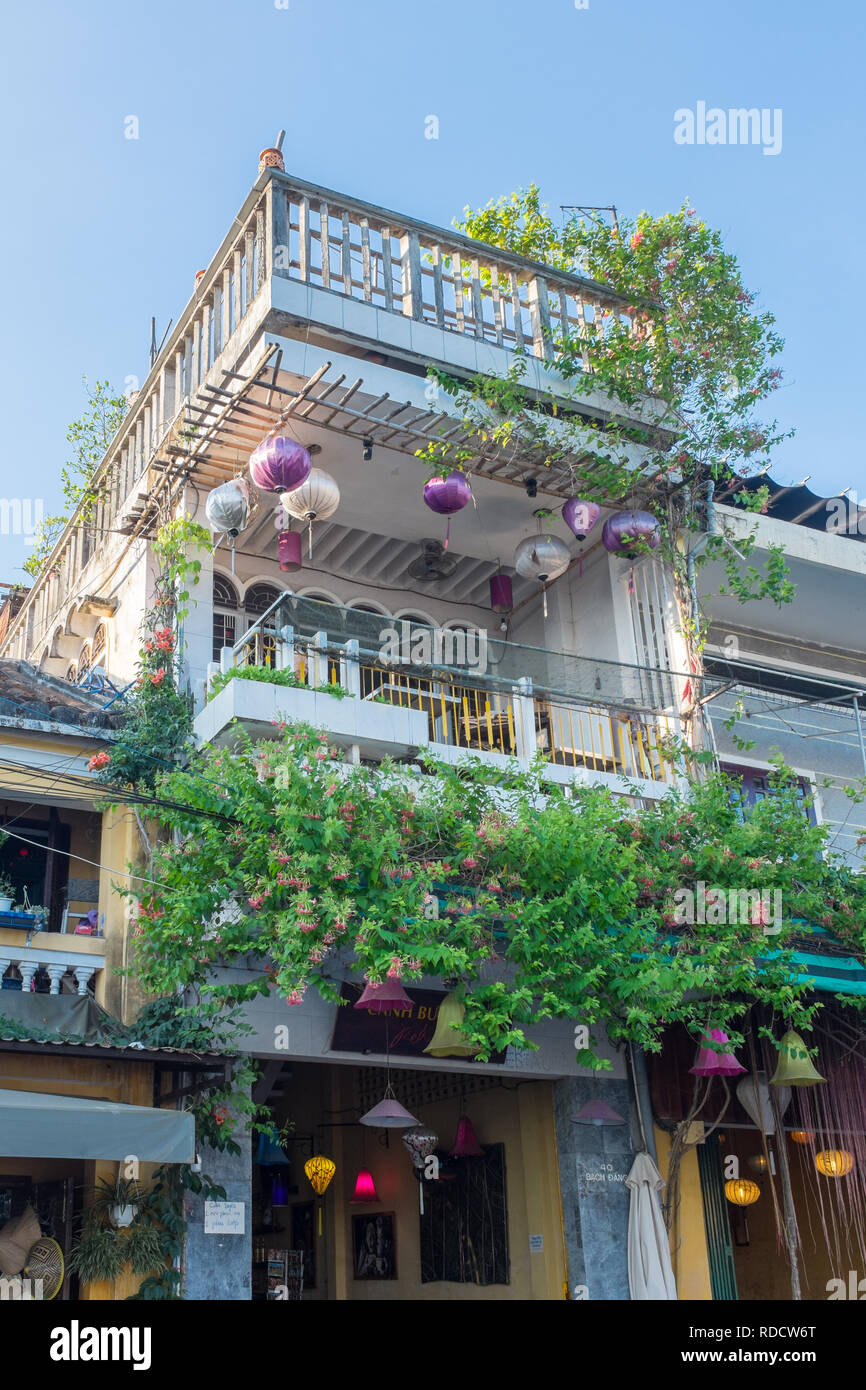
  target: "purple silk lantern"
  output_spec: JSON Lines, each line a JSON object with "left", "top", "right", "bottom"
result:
{"left": 601, "top": 509, "right": 661, "bottom": 557}
{"left": 489, "top": 573, "right": 513, "bottom": 613}
{"left": 689, "top": 1028, "right": 746, "bottom": 1077}
{"left": 562, "top": 498, "right": 601, "bottom": 541}
{"left": 249, "top": 435, "right": 312, "bottom": 494}
{"left": 423, "top": 470, "right": 471, "bottom": 549}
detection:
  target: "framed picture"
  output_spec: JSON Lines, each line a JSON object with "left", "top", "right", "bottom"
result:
{"left": 352, "top": 1212, "right": 397, "bottom": 1280}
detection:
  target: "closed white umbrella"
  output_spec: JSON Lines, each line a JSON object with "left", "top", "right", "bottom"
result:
{"left": 626, "top": 1151, "right": 678, "bottom": 1300}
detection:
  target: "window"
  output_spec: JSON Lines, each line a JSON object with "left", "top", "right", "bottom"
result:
{"left": 213, "top": 574, "right": 239, "bottom": 661}
{"left": 77, "top": 643, "right": 92, "bottom": 679}
{"left": 723, "top": 763, "right": 816, "bottom": 826}
{"left": 91, "top": 623, "right": 107, "bottom": 667}
{"left": 245, "top": 584, "right": 281, "bottom": 617}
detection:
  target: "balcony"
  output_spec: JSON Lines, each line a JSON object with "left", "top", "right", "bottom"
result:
{"left": 0, "top": 937, "right": 104, "bottom": 996}
{"left": 196, "top": 596, "right": 719, "bottom": 796}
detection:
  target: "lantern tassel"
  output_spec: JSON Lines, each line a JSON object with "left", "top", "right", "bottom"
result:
{"left": 317, "top": 1202, "right": 322, "bottom": 1237}
{"left": 444, "top": 517, "right": 451, "bottom": 550}
{"left": 308, "top": 519, "right": 313, "bottom": 559}
{"left": 419, "top": 1179, "right": 424, "bottom": 1217}
{"left": 628, "top": 566, "right": 635, "bottom": 596}
{"left": 543, "top": 587, "right": 548, "bottom": 619}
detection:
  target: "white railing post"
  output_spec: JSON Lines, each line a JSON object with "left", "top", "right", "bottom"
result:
{"left": 276, "top": 624, "right": 295, "bottom": 673}
{"left": 514, "top": 677, "right": 536, "bottom": 765}
{"left": 310, "top": 630, "right": 328, "bottom": 687}
{"left": 220, "top": 646, "right": 234, "bottom": 674}
{"left": 343, "top": 638, "right": 362, "bottom": 698}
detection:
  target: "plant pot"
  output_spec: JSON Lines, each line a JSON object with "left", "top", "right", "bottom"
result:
{"left": 110, "top": 1204, "right": 136, "bottom": 1228}
{"left": 0, "top": 897, "right": 13, "bottom": 913}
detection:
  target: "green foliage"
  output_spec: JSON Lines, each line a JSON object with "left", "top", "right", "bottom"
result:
{"left": 208, "top": 665, "right": 352, "bottom": 702}
{"left": 24, "top": 378, "right": 127, "bottom": 578}
{"left": 129, "top": 725, "right": 866, "bottom": 1065}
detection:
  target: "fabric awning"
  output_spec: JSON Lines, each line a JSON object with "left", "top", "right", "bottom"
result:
{"left": 0, "top": 1089, "right": 195, "bottom": 1163}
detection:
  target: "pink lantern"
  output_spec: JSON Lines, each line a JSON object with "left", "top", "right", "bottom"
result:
{"left": 489, "top": 573, "right": 513, "bottom": 613}
{"left": 562, "top": 498, "right": 601, "bottom": 541}
{"left": 279, "top": 530, "right": 302, "bottom": 572}
{"left": 249, "top": 435, "right": 312, "bottom": 494}
{"left": 689, "top": 1028, "right": 746, "bottom": 1077}
{"left": 354, "top": 978, "right": 413, "bottom": 1013}
{"left": 350, "top": 1169, "right": 380, "bottom": 1203}
{"left": 451, "top": 1114, "right": 484, "bottom": 1157}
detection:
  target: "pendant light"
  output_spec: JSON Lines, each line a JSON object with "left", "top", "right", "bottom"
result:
{"left": 359, "top": 1085, "right": 419, "bottom": 1129}
{"left": 489, "top": 572, "right": 513, "bottom": 614}
{"left": 571, "top": 1098, "right": 627, "bottom": 1126}
{"left": 279, "top": 529, "right": 303, "bottom": 573}
{"left": 402, "top": 1123, "right": 440, "bottom": 1215}
{"left": 601, "top": 509, "right": 661, "bottom": 557}
{"left": 280, "top": 467, "right": 341, "bottom": 557}
{"left": 249, "top": 435, "right": 312, "bottom": 494}
{"left": 423, "top": 990, "right": 479, "bottom": 1058}
{"left": 815, "top": 1149, "right": 855, "bottom": 1178}
{"left": 513, "top": 512, "right": 571, "bottom": 617}
{"left": 304, "top": 1154, "right": 336, "bottom": 1237}
{"left": 736, "top": 1071, "right": 791, "bottom": 1134}
{"left": 350, "top": 1169, "right": 380, "bottom": 1203}
{"left": 355, "top": 978, "right": 413, "bottom": 1013}
{"left": 561, "top": 497, "right": 601, "bottom": 541}
{"left": 689, "top": 1028, "right": 746, "bottom": 1077}
{"left": 770, "top": 1030, "right": 826, "bottom": 1087}
{"left": 451, "top": 1114, "right": 484, "bottom": 1158}
{"left": 724, "top": 1178, "right": 761, "bottom": 1207}
{"left": 423, "top": 470, "right": 472, "bottom": 550}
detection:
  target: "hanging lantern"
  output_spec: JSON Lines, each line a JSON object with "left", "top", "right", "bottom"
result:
{"left": 359, "top": 1086, "right": 419, "bottom": 1129}
{"left": 423, "top": 991, "right": 479, "bottom": 1058}
{"left": 571, "top": 1099, "right": 628, "bottom": 1126}
{"left": 689, "top": 1028, "right": 747, "bottom": 1077}
{"left": 250, "top": 435, "right": 312, "bottom": 494}
{"left": 562, "top": 498, "right": 601, "bottom": 541}
{"left": 304, "top": 1155, "right": 336, "bottom": 1196}
{"left": 736, "top": 1071, "right": 791, "bottom": 1134}
{"left": 747, "top": 1154, "right": 772, "bottom": 1175}
{"left": 401, "top": 1124, "right": 439, "bottom": 1170}
{"left": 452, "top": 1114, "right": 484, "bottom": 1158}
{"left": 513, "top": 527, "right": 571, "bottom": 617}
{"left": 601, "top": 509, "right": 661, "bottom": 557}
{"left": 279, "top": 529, "right": 303, "bottom": 573}
{"left": 205, "top": 478, "right": 250, "bottom": 537}
{"left": 815, "top": 1149, "right": 855, "bottom": 1178}
{"left": 280, "top": 468, "right": 341, "bottom": 557}
{"left": 423, "top": 470, "right": 471, "bottom": 549}
{"left": 256, "top": 1126, "right": 290, "bottom": 1167}
{"left": 770, "top": 1030, "right": 826, "bottom": 1087}
{"left": 350, "top": 1169, "right": 380, "bottom": 1203}
{"left": 790, "top": 1130, "right": 816, "bottom": 1145}
{"left": 355, "top": 978, "right": 413, "bottom": 1013}
{"left": 725, "top": 1178, "right": 761, "bottom": 1207}
{"left": 489, "top": 572, "right": 513, "bottom": 614}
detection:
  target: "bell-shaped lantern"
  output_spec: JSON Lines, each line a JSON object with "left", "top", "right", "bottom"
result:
{"left": 736, "top": 1071, "right": 791, "bottom": 1135}
{"left": 401, "top": 1123, "right": 439, "bottom": 1170}
{"left": 770, "top": 1030, "right": 826, "bottom": 1087}
{"left": 280, "top": 468, "right": 341, "bottom": 557}
{"left": 256, "top": 1126, "right": 290, "bottom": 1166}
{"left": 571, "top": 1098, "right": 628, "bottom": 1126}
{"left": 350, "top": 1169, "right": 380, "bottom": 1203}
{"left": 562, "top": 498, "right": 601, "bottom": 541}
{"left": 206, "top": 477, "right": 250, "bottom": 537}
{"left": 602, "top": 509, "right": 661, "bottom": 557}
{"left": 689, "top": 1028, "right": 747, "bottom": 1077}
{"left": 452, "top": 1114, "right": 484, "bottom": 1158}
{"left": 355, "top": 978, "right": 413, "bottom": 1013}
{"left": 279, "top": 529, "right": 303, "bottom": 573}
{"left": 250, "top": 435, "right": 312, "bottom": 494}
{"left": 423, "top": 991, "right": 478, "bottom": 1058}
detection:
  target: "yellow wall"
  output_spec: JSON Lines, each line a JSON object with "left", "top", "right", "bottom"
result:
{"left": 654, "top": 1126, "right": 712, "bottom": 1301}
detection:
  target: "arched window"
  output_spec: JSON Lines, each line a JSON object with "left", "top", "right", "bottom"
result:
{"left": 213, "top": 573, "right": 240, "bottom": 661}
{"left": 244, "top": 584, "right": 281, "bottom": 617}
{"left": 77, "top": 644, "right": 92, "bottom": 679}
{"left": 91, "top": 623, "right": 107, "bottom": 667}
{"left": 66, "top": 664, "right": 77, "bottom": 683}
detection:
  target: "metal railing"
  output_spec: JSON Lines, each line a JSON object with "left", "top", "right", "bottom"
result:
{"left": 209, "top": 595, "right": 692, "bottom": 784}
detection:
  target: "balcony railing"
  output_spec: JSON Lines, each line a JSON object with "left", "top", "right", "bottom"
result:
{"left": 206, "top": 595, "right": 713, "bottom": 786}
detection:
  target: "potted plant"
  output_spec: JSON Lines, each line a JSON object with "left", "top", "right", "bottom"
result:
{"left": 68, "top": 1178, "right": 164, "bottom": 1285}
{"left": 0, "top": 873, "right": 15, "bottom": 913}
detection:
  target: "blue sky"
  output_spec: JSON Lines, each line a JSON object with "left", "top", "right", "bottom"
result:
{"left": 0, "top": 0, "right": 862, "bottom": 577}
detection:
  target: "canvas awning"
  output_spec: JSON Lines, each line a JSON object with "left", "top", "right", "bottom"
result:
{"left": 0, "top": 1089, "right": 195, "bottom": 1163}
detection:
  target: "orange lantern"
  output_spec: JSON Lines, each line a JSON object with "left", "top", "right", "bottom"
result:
{"left": 815, "top": 1149, "right": 854, "bottom": 1178}
{"left": 790, "top": 1130, "right": 815, "bottom": 1145}
{"left": 724, "top": 1178, "right": 761, "bottom": 1207}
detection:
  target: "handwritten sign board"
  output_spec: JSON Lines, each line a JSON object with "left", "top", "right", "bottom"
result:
{"left": 204, "top": 1200, "right": 245, "bottom": 1235}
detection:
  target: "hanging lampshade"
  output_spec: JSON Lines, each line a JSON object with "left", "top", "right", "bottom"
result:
{"left": 423, "top": 470, "right": 472, "bottom": 516}
{"left": 513, "top": 533, "right": 571, "bottom": 586}
{"left": 304, "top": 1155, "right": 336, "bottom": 1195}
{"left": 452, "top": 1114, "right": 484, "bottom": 1158}
{"left": 601, "top": 509, "right": 661, "bottom": 557}
{"left": 354, "top": 978, "right": 413, "bottom": 1013}
{"left": 350, "top": 1169, "right": 380, "bottom": 1203}
{"left": 280, "top": 468, "right": 341, "bottom": 557}
{"left": 279, "top": 529, "right": 303, "bottom": 572}
{"left": 790, "top": 1130, "right": 816, "bottom": 1145}
{"left": 562, "top": 498, "right": 601, "bottom": 541}
{"left": 770, "top": 1030, "right": 826, "bottom": 1087}
{"left": 689, "top": 1028, "right": 747, "bottom": 1077}
{"left": 724, "top": 1178, "right": 761, "bottom": 1207}
{"left": 255, "top": 1126, "right": 289, "bottom": 1166}
{"left": 815, "top": 1149, "right": 854, "bottom": 1178}
{"left": 401, "top": 1123, "right": 439, "bottom": 1170}
{"left": 205, "top": 477, "right": 250, "bottom": 537}
{"left": 489, "top": 572, "right": 513, "bottom": 614}
{"left": 423, "top": 991, "right": 478, "bottom": 1058}
{"left": 736, "top": 1071, "right": 791, "bottom": 1134}
{"left": 571, "top": 1099, "right": 627, "bottom": 1126}
{"left": 249, "top": 435, "right": 312, "bottom": 494}
{"left": 359, "top": 1087, "right": 419, "bottom": 1129}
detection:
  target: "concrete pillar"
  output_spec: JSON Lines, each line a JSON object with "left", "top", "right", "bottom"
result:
{"left": 553, "top": 1076, "right": 637, "bottom": 1300}
{"left": 183, "top": 1089, "right": 252, "bottom": 1300}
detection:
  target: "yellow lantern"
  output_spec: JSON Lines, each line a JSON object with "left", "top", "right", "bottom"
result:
{"left": 423, "top": 990, "right": 479, "bottom": 1058}
{"left": 790, "top": 1130, "right": 815, "bottom": 1145}
{"left": 815, "top": 1149, "right": 854, "bottom": 1178}
{"left": 304, "top": 1155, "right": 336, "bottom": 1195}
{"left": 770, "top": 1030, "right": 826, "bottom": 1087}
{"left": 724, "top": 1178, "right": 761, "bottom": 1207}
